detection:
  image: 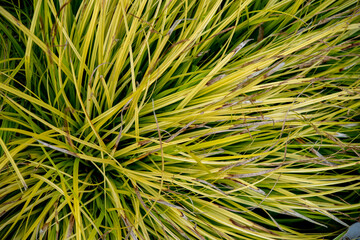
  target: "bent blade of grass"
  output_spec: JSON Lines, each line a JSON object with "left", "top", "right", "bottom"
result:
{"left": 0, "top": 136, "right": 27, "bottom": 191}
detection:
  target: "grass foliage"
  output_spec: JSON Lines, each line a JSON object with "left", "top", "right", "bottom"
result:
{"left": 1, "top": 0, "right": 360, "bottom": 239}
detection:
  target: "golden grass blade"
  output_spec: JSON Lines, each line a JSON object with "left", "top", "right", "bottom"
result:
{"left": 0, "top": 137, "right": 27, "bottom": 191}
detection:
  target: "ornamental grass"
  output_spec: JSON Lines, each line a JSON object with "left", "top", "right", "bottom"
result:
{"left": 0, "top": 0, "right": 360, "bottom": 239}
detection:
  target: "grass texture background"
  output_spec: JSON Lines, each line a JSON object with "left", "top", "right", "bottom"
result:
{"left": 0, "top": 0, "right": 360, "bottom": 239}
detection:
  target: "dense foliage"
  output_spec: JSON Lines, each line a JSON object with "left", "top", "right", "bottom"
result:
{"left": 1, "top": 0, "right": 359, "bottom": 239}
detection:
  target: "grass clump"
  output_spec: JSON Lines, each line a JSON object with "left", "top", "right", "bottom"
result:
{"left": 1, "top": 0, "right": 360, "bottom": 239}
